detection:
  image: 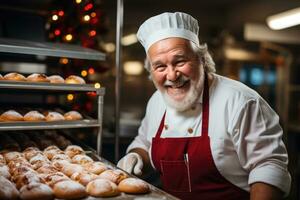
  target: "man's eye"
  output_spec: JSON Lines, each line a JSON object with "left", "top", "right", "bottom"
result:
{"left": 176, "top": 60, "right": 185, "bottom": 66}
{"left": 154, "top": 65, "right": 165, "bottom": 71}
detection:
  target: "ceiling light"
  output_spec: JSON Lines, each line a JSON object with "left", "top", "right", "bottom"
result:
{"left": 121, "top": 34, "right": 138, "bottom": 46}
{"left": 267, "top": 7, "right": 300, "bottom": 30}
{"left": 124, "top": 61, "right": 143, "bottom": 75}
{"left": 103, "top": 43, "right": 116, "bottom": 52}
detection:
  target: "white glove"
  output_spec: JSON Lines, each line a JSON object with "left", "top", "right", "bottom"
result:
{"left": 117, "top": 152, "right": 143, "bottom": 175}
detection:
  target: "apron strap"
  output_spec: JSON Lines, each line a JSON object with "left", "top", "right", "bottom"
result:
{"left": 155, "top": 111, "right": 166, "bottom": 139}
{"left": 201, "top": 72, "right": 209, "bottom": 137}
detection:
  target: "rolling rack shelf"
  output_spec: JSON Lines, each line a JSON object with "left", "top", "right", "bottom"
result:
{"left": 0, "top": 38, "right": 105, "bottom": 155}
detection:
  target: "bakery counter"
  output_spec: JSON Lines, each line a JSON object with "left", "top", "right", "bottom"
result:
{"left": 0, "top": 131, "right": 178, "bottom": 200}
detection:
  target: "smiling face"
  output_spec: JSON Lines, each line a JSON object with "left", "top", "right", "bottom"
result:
{"left": 148, "top": 38, "right": 205, "bottom": 112}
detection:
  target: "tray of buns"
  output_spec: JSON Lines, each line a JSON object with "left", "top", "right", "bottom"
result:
{"left": 0, "top": 110, "right": 101, "bottom": 131}
{"left": 0, "top": 131, "right": 178, "bottom": 200}
{"left": 0, "top": 72, "right": 105, "bottom": 95}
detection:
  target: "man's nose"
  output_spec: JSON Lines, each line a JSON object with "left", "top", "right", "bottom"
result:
{"left": 166, "top": 66, "right": 179, "bottom": 81}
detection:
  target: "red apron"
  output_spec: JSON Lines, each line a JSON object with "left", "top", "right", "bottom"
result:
{"left": 151, "top": 73, "right": 250, "bottom": 200}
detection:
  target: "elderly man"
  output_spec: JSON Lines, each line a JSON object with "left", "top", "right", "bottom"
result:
{"left": 117, "top": 12, "right": 291, "bottom": 200}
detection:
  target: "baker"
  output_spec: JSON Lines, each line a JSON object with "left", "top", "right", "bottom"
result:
{"left": 117, "top": 12, "right": 291, "bottom": 200}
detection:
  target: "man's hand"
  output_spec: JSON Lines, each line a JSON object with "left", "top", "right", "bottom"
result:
{"left": 117, "top": 152, "right": 143, "bottom": 175}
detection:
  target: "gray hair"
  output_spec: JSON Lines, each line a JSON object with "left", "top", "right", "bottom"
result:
{"left": 144, "top": 41, "right": 216, "bottom": 74}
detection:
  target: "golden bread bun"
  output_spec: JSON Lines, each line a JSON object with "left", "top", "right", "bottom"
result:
{"left": 98, "top": 169, "right": 128, "bottom": 184}
{"left": 43, "top": 172, "right": 70, "bottom": 188}
{"left": 29, "top": 154, "right": 49, "bottom": 165}
{"left": 64, "top": 145, "right": 84, "bottom": 158}
{"left": 44, "top": 149, "right": 64, "bottom": 160}
{"left": 51, "top": 154, "right": 71, "bottom": 162}
{"left": 0, "top": 73, "right": 3, "bottom": 80}
{"left": 45, "top": 112, "right": 65, "bottom": 121}
{"left": 86, "top": 178, "right": 120, "bottom": 197}
{"left": 61, "top": 163, "right": 84, "bottom": 177}
{"left": 70, "top": 171, "right": 97, "bottom": 186}
{"left": 53, "top": 180, "right": 86, "bottom": 199}
{"left": 23, "top": 147, "right": 42, "bottom": 160}
{"left": 118, "top": 177, "right": 150, "bottom": 194}
{"left": 83, "top": 161, "right": 107, "bottom": 175}
{"left": 52, "top": 160, "right": 70, "bottom": 171}
{"left": 24, "top": 111, "right": 45, "bottom": 121}
{"left": 0, "top": 110, "right": 23, "bottom": 122}
{"left": 71, "top": 154, "right": 93, "bottom": 165}
{"left": 63, "top": 111, "right": 83, "bottom": 121}
{"left": 3, "top": 151, "right": 23, "bottom": 162}
{"left": 19, "top": 182, "right": 53, "bottom": 200}
{"left": 0, "top": 165, "right": 11, "bottom": 179}
{"left": 4, "top": 72, "right": 26, "bottom": 81}
{"left": 65, "top": 75, "right": 86, "bottom": 84}
{"left": 48, "top": 75, "right": 65, "bottom": 84}
{"left": 26, "top": 73, "right": 50, "bottom": 83}
{"left": 0, "top": 176, "right": 19, "bottom": 200}
{"left": 36, "top": 165, "right": 58, "bottom": 174}
{"left": 15, "top": 171, "right": 41, "bottom": 189}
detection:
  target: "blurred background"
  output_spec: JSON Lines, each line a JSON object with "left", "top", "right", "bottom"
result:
{"left": 0, "top": 0, "right": 300, "bottom": 199}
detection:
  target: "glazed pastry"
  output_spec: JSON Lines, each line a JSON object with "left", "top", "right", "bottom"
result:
{"left": 47, "top": 75, "right": 65, "bottom": 84}
{"left": 64, "top": 111, "right": 83, "bottom": 121}
{"left": 98, "top": 169, "right": 128, "bottom": 184}
{"left": 26, "top": 73, "right": 50, "bottom": 83}
{"left": 4, "top": 72, "right": 26, "bottom": 81}
{"left": 86, "top": 178, "right": 120, "bottom": 197}
{"left": 65, "top": 75, "right": 86, "bottom": 84}
{"left": 45, "top": 112, "right": 65, "bottom": 121}
{"left": 53, "top": 180, "right": 86, "bottom": 199}
{"left": 118, "top": 178, "right": 150, "bottom": 194}
{"left": 24, "top": 111, "right": 45, "bottom": 121}
{"left": 0, "top": 110, "right": 23, "bottom": 122}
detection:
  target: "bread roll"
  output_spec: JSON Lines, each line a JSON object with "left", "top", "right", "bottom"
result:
{"left": 52, "top": 160, "right": 70, "bottom": 171}
{"left": 4, "top": 72, "right": 26, "bottom": 81}
{"left": 44, "top": 148, "right": 64, "bottom": 160}
{"left": 29, "top": 154, "right": 49, "bottom": 165}
{"left": 64, "top": 111, "right": 83, "bottom": 121}
{"left": 0, "top": 73, "right": 3, "bottom": 80}
{"left": 24, "top": 111, "right": 45, "bottom": 121}
{"left": 53, "top": 180, "right": 86, "bottom": 199}
{"left": 45, "top": 112, "right": 65, "bottom": 121}
{"left": 0, "top": 154, "right": 6, "bottom": 165}
{"left": 19, "top": 182, "right": 53, "bottom": 200}
{"left": 98, "top": 169, "right": 128, "bottom": 184}
{"left": 51, "top": 154, "right": 71, "bottom": 162}
{"left": 118, "top": 178, "right": 150, "bottom": 194}
{"left": 65, "top": 75, "right": 86, "bottom": 84}
{"left": 71, "top": 154, "right": 93, "bottom": 165}
{"left": 3, "top": 151, "right": 23, "bottom": 162}
{"left": 86, "top": 178, "right": 120, "bottom": 197}
{"left": 0, "top": 176, "right": 19, "bottom": 200}
{"left": 61, "top": 163, "right": 84, "bottom": 177}
{"left": 64, "top": 145, "right": 84, "bottom": 158}
{"left": 26, "top": 73, "right": 50, "bottom": 83}
{"left": 43, "top": 172, "right": 69, "bottom": 188}
{"left": 0, "top": 165, "right": 11, "bottom": 179}
{"left": 32, "top": 160, "right": 52, "bottom": 170}
{"left": 23, "top": 147, "right": 42, "bottom": 160}
{"left": 83, "top": 161, "right": 107, "bottom": 175}
{"left": 48, "top": 75, "right": 65, "bottom": 84}
{"left": 70, "top": 171, "right": 97, "bottom": 186}
{"left": 36, "top": 165, "right": 58, "bottom": 174}
{"left": 0, "top": 110, "right": 23, "bottom": 122}
{"left": 15, "top": 171, "right": 41, "bottom": 189}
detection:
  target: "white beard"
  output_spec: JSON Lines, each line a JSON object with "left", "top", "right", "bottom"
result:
{"left": 153, "top": 67, "right": 205, "bottom": 112}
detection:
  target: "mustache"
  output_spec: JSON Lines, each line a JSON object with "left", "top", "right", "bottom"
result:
{"left": 164, "top": 75, "right": 190, "bottom": 87}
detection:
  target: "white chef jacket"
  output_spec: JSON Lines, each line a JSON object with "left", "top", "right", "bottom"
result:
{"left": 127, "top": 73, "right": 291, "bottom": 195}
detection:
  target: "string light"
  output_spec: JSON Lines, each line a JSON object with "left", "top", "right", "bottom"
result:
{"left": 94, "top": 83, "right": 101, "bottom": 89}
{"left": 83, "top": 15, "right": 90, "bottom": 22}
{"left": 89, "top": 30, "right": 96, "bottom": 37}
{"left": 54, "top": 29, "right": 61, "bottom": 36}
{"left": 67, "top": 94, "right": 74, "bottom": 101}
{"left": 90, "top": 12, "right": 97, "bottom": 17}
{"left": 84, "top": 3, "right": 93, "bottom": 11}
{"left": 58, "top": 10, "right": 64, "bottom": 17}
{"left": 59, "top": 58, "right": 69, "bottom": 64}
{"left": 65, "top": 34, "right": 73, "bottom": 41}
{"left": 75, "top": 0, "right": 82, "bottom": 3}
{"left": 88, "top": 68, "right": 95, "bottom": 74}
{"left": 81, "top": 70, "right": 88, "bottom": 77}
{"left": 52, "top": 14, "right": 58, "bottom": 21}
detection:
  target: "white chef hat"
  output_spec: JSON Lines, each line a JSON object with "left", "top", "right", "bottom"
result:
{"left": 137, "top": 12, "right": 200, "bottom": 52}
